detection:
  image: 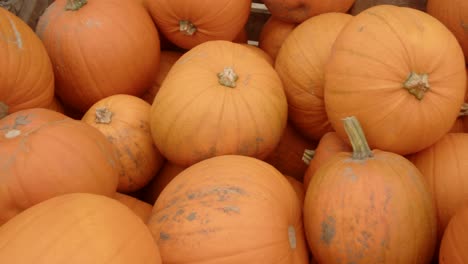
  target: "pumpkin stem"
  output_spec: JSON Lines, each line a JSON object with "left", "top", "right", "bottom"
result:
{"left": 65, "top": 0, "right": 87, "bottom": 11}
{"left": 302, "top": 149, "right": 315, "bottom": 165}
{"left": 342, "top": 116, "right": 373, "bottom": 160}
{"left": 0, "top": 102, "right": 8, "bottom": 119}
{"left": 179, "top": 20, "right": 197, "bottom": 36}
{"left": 95, "top": 107, "right": 113, "bottom": 124}
{"left": 403, "top": 72, "right": 430, "bottom": 100}
{"left": 459, "top": 103, "right": 468, "bottom": 117}
{"left": 4, "top": 129, "right": 21, "bottom": 139}
{"left": 218, "top": 67, "right": 238, "bottom": 88}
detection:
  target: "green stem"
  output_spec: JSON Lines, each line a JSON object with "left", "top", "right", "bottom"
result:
{"left": 179, "top": 20, "right": 197, "bottom": 36}
{"left": 0, "top": 102, "right": 9, "bottom": 119}
{"left": 342, "top": 116, "right": 373, "bottom": 160}
{"left": 459, "top": 103, "right": 468, "bottom": 117}
{"left": 218, "top": 67, "right": 238, "bottom": 88}
{"left": 302, "top": 149, "right": 315, "bottom": 165}
{"left": 95, "top": 107, "right": 113, "bottom": 124}
{"left": 65, "top": 0, "right": 87, "bottom": 11}
{"left": 403, "top": 72, "right": 430, "bottom": 100}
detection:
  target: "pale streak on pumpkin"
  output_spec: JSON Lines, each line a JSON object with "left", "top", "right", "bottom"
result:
{"left": 6, "top": 15, "right": 22, "bottom": 49}
{"left": 4, "top": 129, "right": 21, "bottom": 139}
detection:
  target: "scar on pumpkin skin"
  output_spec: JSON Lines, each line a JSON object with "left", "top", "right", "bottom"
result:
{"left": 321, "top": 216, "right": 336, "bottom": 245}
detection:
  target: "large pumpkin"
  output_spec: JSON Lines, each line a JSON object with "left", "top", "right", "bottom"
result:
{"left": 0, "top": 193, "right": 162, "bottom": 263}
{"left": 263, "top": 0, "right": 356, "bottom": 23}
{"left": 150, "top": 40, "right": 288, "bottom": 167}
{"left": 36, "top": 0, "right": 160, "bottom": 113}
{"left": 427, "top": 0, "right": 468, "bottom": 60}
{"left": 304, "top": 116, "right": 437, "bottom": 263}
{"left": 0, "top": 7, "right": 54, "bottom": 119}
{"left": 276, "top": 12, "right": 352, "bottom": 141}
{"left": 325, "top": 5, "right": 466, "bottom": 155}
{"left": 0, "top": 108, "right": 120, "bottom": 225}
{"left": 82, "top": 94, "right": 164, "bottom": 193}
{"left": 439, "top": 203, "right": 468, "bottom": 264}
{"left": 147, "top": 155, "right": 309, "bottom": 263}
{"left": 145, "top": 0, "right": 251, "bottom": 50}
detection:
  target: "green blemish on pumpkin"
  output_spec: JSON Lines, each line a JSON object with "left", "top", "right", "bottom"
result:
{"left": 321, "top": 216, "right": 336, "bottom": 245}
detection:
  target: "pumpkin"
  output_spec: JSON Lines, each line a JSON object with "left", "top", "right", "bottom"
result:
{"left": 275, "top": 12, "right": 353, "bottom": 141}
{"left": 350, "top": 0, "right": 427, "bottom": 15}
{"left": 147, "top": 155, "right": 309, "bottom": 263}
{"left": 304, "top": 116, "right": 437, "bottom": 263}
{"left": 140, "top": 162, "right": 186, "bottom": 205}
{"left": 264, "top": 122, "right": 317, "bottom": 181}
{"left": 0, "top": 7, "right": 54, "bottom": 119}
{"left": 302, "top": 131, "right": 351, "bottom": 188}
{"left": 439, "top": 203, "right": 468, "bottom": 264}
{"left": 258, "top": 16, "right": 297, "bottom": 62}
{"left": 82, "top": 94, "right": 164, "bottom": 193}
{"left": 241, "top": 43, "right": 274, "bottom": 65}
{"left": 262, "top": 0, "right": 356, "bottom": 23}
{"left": 286, "top": 175, "right": 306, "bottom": 206}
{"left": 36, "top": 0, "right": 161, "bottom": 113}
{"left": 407, "top": 133, "right": 468, "bottom": 241}
{"left": 45, "top": 97, "right": 65, "bottom": 114}
{"left": 150, "top": 40, "right": 288, "bottom": 167}
{"left": 0, "top": 108, "right": 120, "bottom": 225}
{"left": 145, "top": 0, "right": 251, "bottom": 50}
{"left": 325, "top": 5, "right": 466, "bottom": 155}
{"left": 427, "top": 0, "right": 468, "bottom": 60}
{"left": 0, "top": 193, "right": 162, "bottom": 263}
{"left": 114, "top": 192, "right": 153, "bottom": 223}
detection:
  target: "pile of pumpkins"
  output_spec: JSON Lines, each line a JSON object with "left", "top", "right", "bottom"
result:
{"left": 0, "top": 0, "right": 467, "bottom": 263}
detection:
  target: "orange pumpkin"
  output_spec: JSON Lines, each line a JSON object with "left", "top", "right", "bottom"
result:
{"left": 114, "top": 192, "right": 153, "bottom": 223}
{"left": 286, "top": 175, "right": 306, "bottom": 206}
{"left": 258, "top": 16, "right": 297, "bottom": 62}
{"left": 325, "top": 5, "right": 466, "bottom": 155}
{"left": 0, "top": 193, "right": 162, "bottom": 263}
{"left": 350, "top": 0, "right": 427, "bottom": 14}
{"left": 140, "top": 162, "right": 186, "bottom": 205}
{"left": 263, "top": 0, "right": 356, "bottom": 23}
{"left": 304, "top": 116, "right": 437, "bottom": 263}
{"left": 82, "top": 94, "right": 164, "bottom": 193}
{"left": 241, "top": 43, "right": 274, "bottom": 65}
{"left": 150, "top": 40, "right": 288, "bottom": 166}
{"left": 0, "top": 108, "right": 120, "bottom": 225}
{"left": 427, "top": 0, "right": 468, "bottom": 60}
{"left": 439, "top": 203, "right": 468, "bottom": 264}
{"left": 147, "top": 155, "right": 309, "bottom": 263}
{"left": 145, "top": 0, "right": 251, "bottom": 50}
{"left": 45, "top": 97, "right": 65, "bottom": 114}
{"left": 276, "top": 13, "right": 353, "bottom": 141}
{"left": 0, "top": 7, "right": 54, "bottom": 119}
{"left": 36, "top": 0, "right": 161, "bottom": 113}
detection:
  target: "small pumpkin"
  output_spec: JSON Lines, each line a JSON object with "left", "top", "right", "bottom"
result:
{"left": 304, "top": 116, "right": 437, "bottom": 263}
{"left": 0, "top": 193, "right": 162, "bottom": 263}
{"left": 258, "top": 16, "right": 297, "bottom": 61}
{"left": 0, "top": 108, "right": 120, "bottom": 225}
{"left": 82, "top": 94, "right": 164, "bottom": 193}
{"left": 147, "top": 155, "right": 309, "bottom": 263}
{"left": 114, "top": 192, "right": 153, "bottom": 223}
{"left": 36, "top": 0, "right": 161, "bottom": 113}
{"left": 0, "top": 7, "right": 54, "bottom": 119}
{"left": 150, "top": 40, "right": 288, "bottom": 167}
{"left": 350, "top": 0, "right": 427, "bottom": 15}
{"left": 145, "top": 0, "right": 251, "bottom": 50}
{"left": 325, "top": 5, "right": 466, "bottom": 155}
{"left": 439, "top": 203, "right": 468, "bottom": 264}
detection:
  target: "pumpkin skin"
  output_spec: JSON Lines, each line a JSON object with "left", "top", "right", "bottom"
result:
{"left": 141, "top": 162, "right": 186, "bottom": 205}
{"left": 263, "top": 0, "right": 356, "bottom": 23}
{"left": 114, "top": 192, "right": 153, "bottom": 223}
{"left": 145, "top": 0, "right": 251, "bottom": 50}
{"left": 350, "top": 0, "right": 427, "bottom": 15}
{"left": 147, "top": 155, "right": 309, "bottom": 264}
{"left": 427, "top": 0, "right": 468, "bottom": 60}
{"left": 0, "top": 7, "right": 54, "bottom": 119}
{"left": 0, "top": 193, "right": 162, "bottom": 263}
{"left": 36, "top": 0, "right": 160, "bottom": 113}
{"left": 258, "top": 16, "right": 297, "bottom": 62}
{"left": 0, "top": 108, "right": 120, "bottom": 225}
{"left": 439, "top": 203, "right": 468, "bottom": 264}
{"left": 241, "top": 43, "right": 274, "bottom": 65}
{"left": 304, "top": 117, "right": 437, "bottom": 264}
{"left": 303, "top": 132, "right": 351, "bottom": 188}
{"left": 150, "top": 40, "right": 288, "bottom": 167}
{"left": 286, "top": 175, "right": 306, "bottom": 206}
{"left": 276, "top": 13, "right": 353, "bottom": 141}
{"left": 82, "top": 94, "right": 164, "bottom": 193}
{"left": 325, "top": 5, "right": 466, "bottom": 155}
{"left": 407, "top": 133, "right": 468, "bottom": 241}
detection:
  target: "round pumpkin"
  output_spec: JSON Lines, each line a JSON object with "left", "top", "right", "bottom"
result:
{"left": 147, "top": 155, "right": 309, "bottom": 263}
{"left": 263, "top": 0, "right": 356, "bottom": 23}
{"left": 304, "top": 116, "right": 437, "bottom": 263}
{"left": 439, "top": 203, "right": 468, "bottom": 264}
{"left": 276, "top": 12, "right": 353, "bottom": 141}
{"left": 150, "top": 40, "right": 288, "bottom": 166}
{"left": 140, "top": 162, "right": 186, "bottom": 205}
{"left": 0, "top": 7, "right": 54, "bottom": 119}
{"left": 258, "top": 16, "right": 297, "bottom": 61}
{"left": 82, "top": 94, "right": 164, "bottom": 193}
{"left": 145, "top": 0, "right": 251, "bottom": 50}
{"left": 0, "top": 108, "right": 120, "bottom": 225}
{"left": 114, "top": 192, "right": 153, "bottom": 223}
{"left": 427, "top": 0, "right": 468, "bottom": 60}
{"left": 350, "top": 0, "right": 427, "bottom": 15}
{"left": 325, "top": 5, "right": 466, "bottom": 155}
{"left": 0, "top": 193, "right": 162, "bottom": 263}
{"left": 36, "top": 0, "right": 161, "bottom": 113}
